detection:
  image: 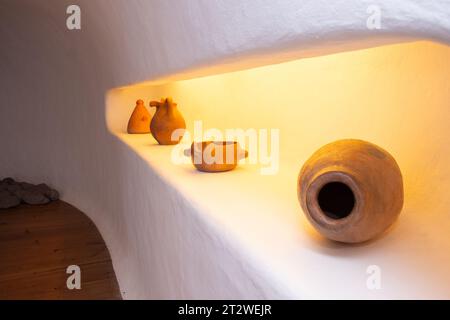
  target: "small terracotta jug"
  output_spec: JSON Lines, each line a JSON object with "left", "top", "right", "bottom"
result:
{"left": 297, "top": 139, "right": 404, "bottom": 243}
{"left": 149, "top": 97, "right": 186, "bottom": 145}
{"left": 184, "top": 141, "right": 248, "bottom": 172}
{"left": 127, "top": 99, "right": 151, "bottom": 134}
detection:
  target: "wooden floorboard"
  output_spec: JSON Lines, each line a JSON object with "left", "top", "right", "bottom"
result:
{"left": 0, "top": 200, "right": 121, "bottom": 300}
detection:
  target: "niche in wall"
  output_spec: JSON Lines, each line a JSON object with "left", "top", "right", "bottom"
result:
{"left": 104, "top": 40, "right": 450, "bottom": 297}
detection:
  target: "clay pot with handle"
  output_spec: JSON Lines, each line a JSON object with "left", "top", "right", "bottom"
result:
{"left": 149, "top": 97, "right": 186, "bottom": 145}
{"left": 184, "top": 141, "right": 248, "bottom": 172}
{"left": 297, "top": 139, "right": 404, "bottom": 243}
{"left": 127, "top": 99, "right": 151, "bottom": 134}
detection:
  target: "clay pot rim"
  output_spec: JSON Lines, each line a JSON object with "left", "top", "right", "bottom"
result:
{"left": 192, "top": 140, "right": 240, "bottom": 147}
{"left": 184, "top": 140, "right": 249, "bottom": 172}
{"left": 187, "top": 141, "right": 248, "bottom": 158}
{"left": 304, "top": 168, "right": 365, "bottom": 232}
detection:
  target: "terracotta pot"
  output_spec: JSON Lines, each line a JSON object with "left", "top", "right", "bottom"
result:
{"left": 149, "top": 97, "right": 186, "bottom": 145}
{"left": 127, "top": 99, "right": 151, "bottom": 134}
{"left": 184, "top": 141, "right": 248, "bottom": 172}
{"left": 297, "top": 139, "right": 403, "bottom": 243}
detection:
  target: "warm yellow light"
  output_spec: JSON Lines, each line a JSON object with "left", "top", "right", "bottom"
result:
{"left": 108, "top": 40, "right": 450, "bottom": 198}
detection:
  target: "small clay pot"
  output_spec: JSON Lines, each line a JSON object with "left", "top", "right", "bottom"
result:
{"left": 184, "top": 141, "right": 248, "bottom": 172}
{"left": 149, "top": 97, "right": 186, "bottom": 145}
{"left": 297, "top": 139, "right": 404, "bottom": 243}
{"left": 127, "top": 99, "right": 151, "bottom": 134}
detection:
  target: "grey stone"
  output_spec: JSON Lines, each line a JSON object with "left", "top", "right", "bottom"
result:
{"left": 0, "top": 179, "right": 59, "bottom": 205}
{"left": 0, "top": 192, "right": 21, "bottom": 209}
{"left": 35, "top": 183, "right": 59, "bottom": 201}
{"left": 6, "top": 184, "right": 21, "bottom": 193}
{"left": 19, "top": 182, "right": 35, "bottom": 190}
{"left": 2, "top": 177, "right": 15, "bottom": 184}
{"left": 11, "top": 188, "right": 25, "bottom": 198}
{"left": 35, "top": 183, "right": 50, "bottom": 192}
{"left": 21, "top": 190, "right": 50, "bottom": 205}
{"left": 0, "top": 190, "right": 11, "bottom": 197}
{"left": 47, "top": 189, "right": 59, "bottom": 201}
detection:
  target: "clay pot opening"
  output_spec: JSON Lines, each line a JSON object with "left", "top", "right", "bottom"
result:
{"left": 317, "top": 182, "right": 355, "bottom": 220}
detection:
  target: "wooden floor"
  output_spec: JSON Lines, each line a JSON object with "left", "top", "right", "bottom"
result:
{"left": 0, "top": 201, "right": 121, "bottom": 300}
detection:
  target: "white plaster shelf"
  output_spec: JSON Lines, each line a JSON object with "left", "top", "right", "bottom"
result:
{"left": 110, "top": 126, "right": 450, "bottom": 299}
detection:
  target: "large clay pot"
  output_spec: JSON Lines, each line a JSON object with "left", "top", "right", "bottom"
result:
{"left": 149, "top": 97, "right": 186, "bottom": 145}
{"left": 297, "top": 139, "right": 403, "bottom": 243}
{"left": 184, "top": 141, "right": 248, "bottom": 172}
{"left": 127, "top": 99, "right": 151, "bottom": 134}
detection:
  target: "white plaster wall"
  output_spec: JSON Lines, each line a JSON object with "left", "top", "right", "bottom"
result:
{"left": 0, "top": 0, "right": 449, "bottom": 299}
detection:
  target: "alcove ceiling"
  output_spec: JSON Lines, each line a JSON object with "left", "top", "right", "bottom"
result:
{"left": 107, "top": 0, "right": 450, "bottom": 88}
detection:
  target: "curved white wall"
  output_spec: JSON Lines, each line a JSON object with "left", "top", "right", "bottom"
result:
{"left": 1, "top": 0, "right": 449, "bottom": 299}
